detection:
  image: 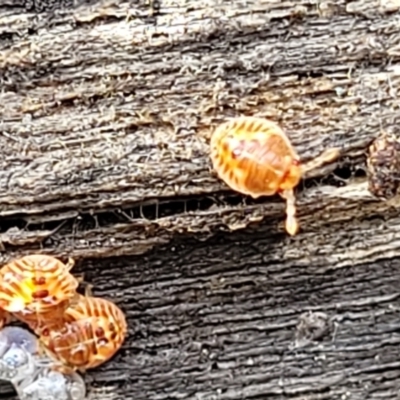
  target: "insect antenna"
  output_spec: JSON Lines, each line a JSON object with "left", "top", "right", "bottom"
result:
{"left": 301, "top": 147, "right": 340, "bottom": 174}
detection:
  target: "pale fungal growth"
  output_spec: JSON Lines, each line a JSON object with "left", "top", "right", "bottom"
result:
{"left": 15, "top": 367, "right": 86, "bottom": 400}
{"left": 0, "top": 326, "right": 86, "bottom": 400}
{"left": 0, "top": 326, "right": 37, "bottom": 382}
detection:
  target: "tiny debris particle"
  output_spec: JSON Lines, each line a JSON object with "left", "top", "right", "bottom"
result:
{"left": 293, "top": 311, "right": 333, "bottom": 348}
{"left": 379, "top": 0, "right": 400, "bottom": 12}
{"left": 367, "top": 131, "right": 400, "bottom": 199}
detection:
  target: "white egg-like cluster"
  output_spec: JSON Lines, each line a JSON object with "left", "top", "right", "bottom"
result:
{"left": 0, "top": 326, "right": 86, "bottom": 400}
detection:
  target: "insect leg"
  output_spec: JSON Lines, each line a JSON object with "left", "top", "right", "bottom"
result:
{"left": 279, "top": 189, "right": 299, "bottom": 236}
{"left": 83, "top": 283, "right": 94, "bottom": 297}
{"left": 0, "top": 310, "right": 12, "bottom": 329}
{"left": 74, "top": 273, "right": 85, "bottom": 284}
{"left": 65, "top": 258, "right": 75, "bottom": 272}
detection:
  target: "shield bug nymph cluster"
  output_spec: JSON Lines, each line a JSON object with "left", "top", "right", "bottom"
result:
{"left": 0, "top": 254, "right": 128, "bottom": 400}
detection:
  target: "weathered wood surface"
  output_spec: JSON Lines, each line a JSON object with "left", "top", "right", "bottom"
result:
{"left": 1, "top": 0, "right": 400, "bottom": 399}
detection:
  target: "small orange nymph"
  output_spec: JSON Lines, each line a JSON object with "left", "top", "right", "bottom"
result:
{"left": 0, "top": 254, "right": 80, "bottom": 329}
{"left": 210, "top": 116, "right": 340, "bottom": 235}
{"left": 38, "top": 295, "right": 127, "bottom": 372}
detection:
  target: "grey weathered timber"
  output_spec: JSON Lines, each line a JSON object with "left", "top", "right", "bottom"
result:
{"left": 0, "top": 0, "right": 400, "bottom": 399}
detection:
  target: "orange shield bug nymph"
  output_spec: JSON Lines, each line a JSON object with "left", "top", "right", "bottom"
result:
{"left": 0, "top": 254, "right": 80, "bottom": 329}
{"left": 38, "top": 295, "right": 127, "bottom": 372}
{"left": 210, "top": 116, "right": 340, "bottom": 235}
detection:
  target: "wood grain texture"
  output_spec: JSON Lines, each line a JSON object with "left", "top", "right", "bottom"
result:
{"left": 0, "top": 0, "right": 400, "bottom": 399}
